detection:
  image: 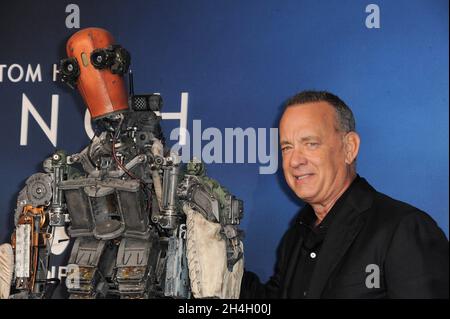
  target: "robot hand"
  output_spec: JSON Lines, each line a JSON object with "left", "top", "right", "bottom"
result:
{"left": 178, "top": 160, "right": 244, "bottom": 299}
{"left": 183, "top": 204, "right": 243, "bottom": 299}
{"left": 0, "top": 243, "right": 13, "bottom": 299}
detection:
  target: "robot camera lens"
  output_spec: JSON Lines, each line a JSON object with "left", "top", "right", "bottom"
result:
{"left": 58, "top": 58, "right": 80, "bottom": 88}
{"left": 91, "top": 49, "right": 111, "bottom": 69}
{"left": 60, "top": 58, "right": 79, "bottom": 76}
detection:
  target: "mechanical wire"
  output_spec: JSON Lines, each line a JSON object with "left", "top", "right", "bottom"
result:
{"left": 110, "top": 116, "right": 153, "bottom": 214}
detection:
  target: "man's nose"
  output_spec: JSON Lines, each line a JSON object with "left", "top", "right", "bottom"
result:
{"left": 289, "top": 147, "right": 307, "bottom": 168}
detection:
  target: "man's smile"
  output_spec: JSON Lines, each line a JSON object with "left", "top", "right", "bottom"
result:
{"left": 293, "top": 173, "right": 314, "bottom": 183}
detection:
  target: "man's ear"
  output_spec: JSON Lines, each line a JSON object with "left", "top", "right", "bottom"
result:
{"left": 344, "top": 132, "right": 360, "bottom": 165}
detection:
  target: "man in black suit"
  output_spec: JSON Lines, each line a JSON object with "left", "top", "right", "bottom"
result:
{"left": 241, "top": 90, "right": 449, "bottom": 299}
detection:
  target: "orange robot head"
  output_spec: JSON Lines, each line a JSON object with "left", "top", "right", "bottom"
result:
{"left": 59, "top": 27, "right": 130, "bottom": 120}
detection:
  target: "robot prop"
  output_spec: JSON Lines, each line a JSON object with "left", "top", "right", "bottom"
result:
{"left": 0, "top": 28, "right": 244, "bottom": 299}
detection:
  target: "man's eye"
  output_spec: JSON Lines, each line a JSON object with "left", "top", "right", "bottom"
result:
{"left": 281, "top": 146, "right": 291, "bottom": 152}
{"left": 306, "top": 142, "right": 319, "bottom": 148}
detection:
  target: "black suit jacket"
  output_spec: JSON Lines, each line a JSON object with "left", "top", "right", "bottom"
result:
{"left": 241, "top": 176, "right": 449, "bottom": 298}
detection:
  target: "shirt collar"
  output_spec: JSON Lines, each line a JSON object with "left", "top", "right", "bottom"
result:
{"left": 297, "top": 175, "right": 363, "bottom": 231}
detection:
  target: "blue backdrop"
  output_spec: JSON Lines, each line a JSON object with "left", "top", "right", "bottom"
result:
{"left": 0, "top": 0, "right": 448, "bottom": 283}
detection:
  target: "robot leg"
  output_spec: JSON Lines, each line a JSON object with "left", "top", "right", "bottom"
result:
{"left": 115, "top": 236, "right": 159, "bottom": 299}
{"left": 66, "top": 237, "right": 112, "bottom": 299}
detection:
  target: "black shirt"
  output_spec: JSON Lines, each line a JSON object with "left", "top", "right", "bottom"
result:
{"left": 287, "top": 180, "right": 354, "bottom": 298}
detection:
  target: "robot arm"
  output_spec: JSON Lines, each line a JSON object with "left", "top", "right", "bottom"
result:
{"left": 178, "top": 160, "right": 245, "bottom": 299}
{"left": 152, "top": 154, "right": 245, "bottom": 299}
{"left": 0, "top": 243, "right": 14, "bottom": 299}
{"left": 8, "top": 151, "right": 75, "bottom": 298}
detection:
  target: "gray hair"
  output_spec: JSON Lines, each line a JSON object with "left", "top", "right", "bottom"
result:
{"left": 284, "top": 90, "right": 356, "bottom": 133}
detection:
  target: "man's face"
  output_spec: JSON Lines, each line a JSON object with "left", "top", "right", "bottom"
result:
{"left": 279, "top": 102, "right": 352, "bottom": 206}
